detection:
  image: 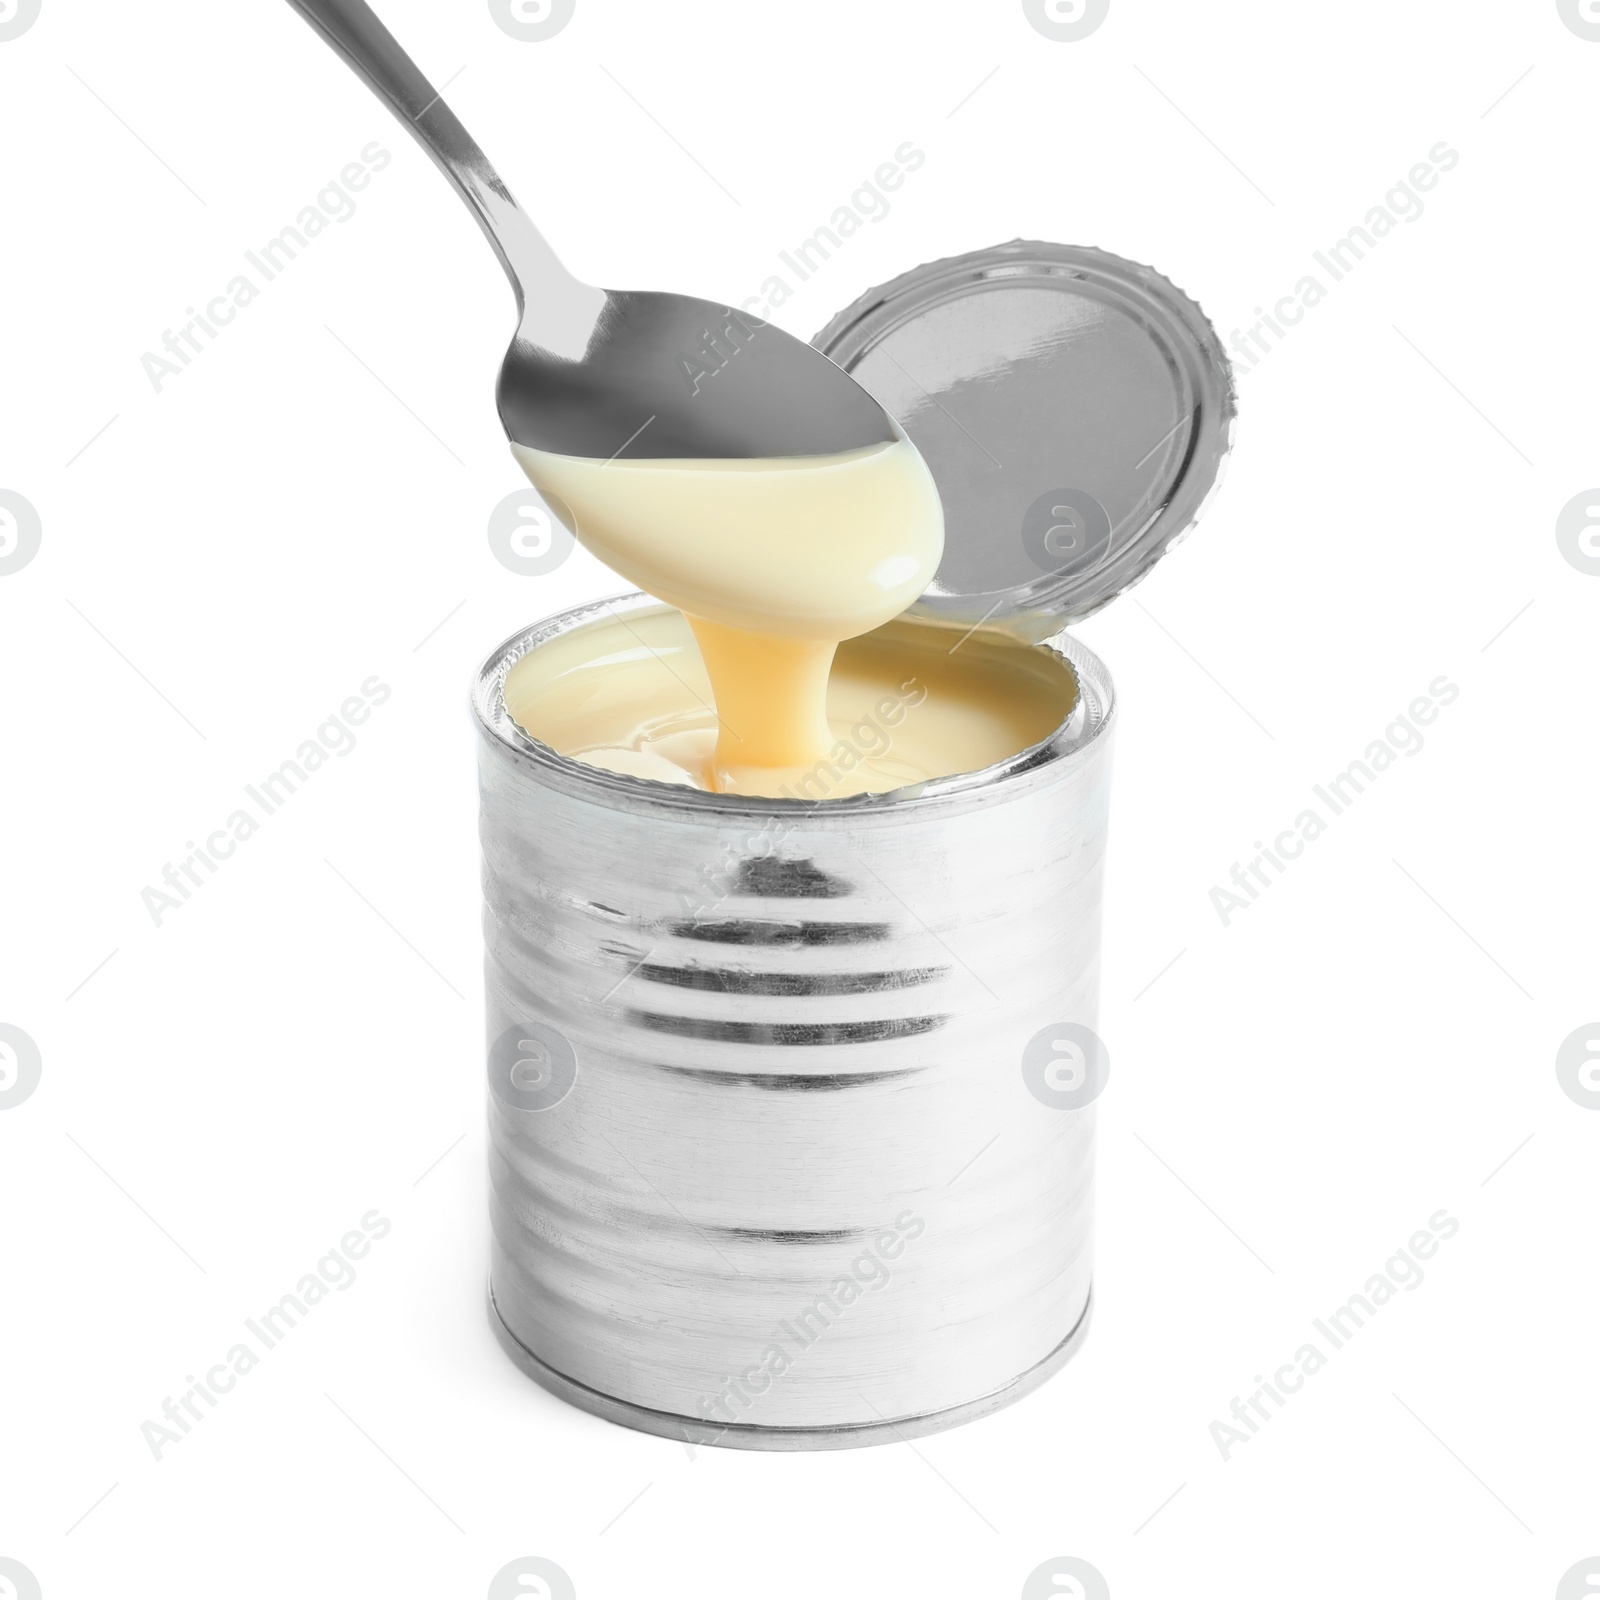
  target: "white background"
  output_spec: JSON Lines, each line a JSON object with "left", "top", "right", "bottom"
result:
{"left": 2, "top": 1, "right": 1597, "bottom": 1596}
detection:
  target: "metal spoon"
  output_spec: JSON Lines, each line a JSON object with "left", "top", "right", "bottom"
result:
{"left": 282, "top": 0, "right": 897, "bottom": 462}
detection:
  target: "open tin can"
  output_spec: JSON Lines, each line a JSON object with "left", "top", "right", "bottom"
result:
{"left": 477, "top": 242, "right": 1235, "bottom": 1448}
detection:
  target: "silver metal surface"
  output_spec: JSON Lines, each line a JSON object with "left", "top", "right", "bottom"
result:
{"left": 814, "top": 240, "right": 1236, "bottom": 638}
{"left": 475, "top": 594, "right": 1115, "bottom": 1445}
{"left": 282, "top": 0, "right": 896, "bottom": 460}
{"left": 488, "top": 1281, "right": 1095, "bottom": 1451}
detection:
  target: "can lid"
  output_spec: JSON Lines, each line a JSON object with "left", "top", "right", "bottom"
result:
{"left": 812, "top": 241, "right": 1235, "bottom": 639}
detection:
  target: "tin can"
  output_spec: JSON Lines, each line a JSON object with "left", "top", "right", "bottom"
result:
{"left": 477, "top": 596, "right": 1115, "bottom": 1447}
{"left": 478, "top": 241, "right": 1233, "bottom": 1448}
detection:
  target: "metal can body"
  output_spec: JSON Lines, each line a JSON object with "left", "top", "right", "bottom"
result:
{"left": 475, "top": 595, "right": 1116, "bottom": 1449}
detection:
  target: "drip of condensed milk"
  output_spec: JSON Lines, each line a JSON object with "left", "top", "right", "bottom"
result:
{"left": 511, "top": 437, "right": 944, "bottom": 795}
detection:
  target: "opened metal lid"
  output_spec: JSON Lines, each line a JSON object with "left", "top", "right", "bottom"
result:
{"left": 812, "top": 241, "right": 1235, "bottom": 639}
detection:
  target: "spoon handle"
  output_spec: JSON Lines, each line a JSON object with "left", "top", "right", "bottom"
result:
{"left": 282, "top": 0, "right": 589, "bottom": 320}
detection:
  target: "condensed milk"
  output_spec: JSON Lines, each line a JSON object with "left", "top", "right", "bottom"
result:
{"left": 510, "top": 435, "right": 978, "bottom": 795}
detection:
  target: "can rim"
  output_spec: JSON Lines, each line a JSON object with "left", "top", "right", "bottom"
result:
{"left": 469, "top": 591, "right": 1115, "bottom": 818}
